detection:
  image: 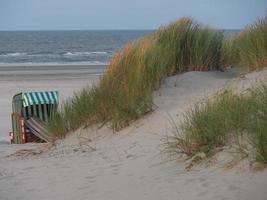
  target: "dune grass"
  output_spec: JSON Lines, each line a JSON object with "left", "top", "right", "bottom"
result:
{"left": 47, "top": 15, "right": 267, "bottom": 166}
{"left": 48, "top": 15, "right": 267, "bottom": 164}
{"left": 166, "top": 79, "right": 267, "bottom": 164}
{"left": 163, "top": 16, "right": 267, "bottom": 166}
{"left": 228, "top": 16, "right": 267, "bottom": 70}
{"left": 48, "top": 17, "right": 226, "bottom": 136}
{"left": 220, "top": 34, "right": 239, "bottom": 67}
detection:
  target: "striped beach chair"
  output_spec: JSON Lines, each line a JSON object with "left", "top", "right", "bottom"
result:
{"left": 10, "top": 91, "right": 59, "bottom": 144}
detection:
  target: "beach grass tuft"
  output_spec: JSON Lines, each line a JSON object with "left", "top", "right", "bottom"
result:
{"left": 167, "top": 79, "right": 267, "bottom": 164}
{"left": 229, "top": 15, "right": 267, "bottom": 70}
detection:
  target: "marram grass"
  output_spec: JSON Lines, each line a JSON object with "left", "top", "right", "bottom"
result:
{"left": 48, "top": 16, "right": 267, "bottom": 166}
{"left": 48, "top": 17, "right": 226, "bottom": 135}
{"left": 166, "top": 79, "right": 267, "bottom": 164}
{"left": 229, "top": 15, "right": 267, "bottom": 70}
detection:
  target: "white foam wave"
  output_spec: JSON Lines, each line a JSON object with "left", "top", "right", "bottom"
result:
{"left": 0, "top": 51, "right": 109, "bottom": 57}
{"left": 0, "top": 52, "right": 27, "bottom": 57}
{"left": 64, "top": 51, "right": 108, "bottom": 56}
{"left": 0, "top": 61, "right": 109, "bottom": 67}
{"left": 91, "top": 51, "right": 108, "bottom": 55}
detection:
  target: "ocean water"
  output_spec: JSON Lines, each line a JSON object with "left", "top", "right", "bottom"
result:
{"left": 0, "top": 30, "right": 153, "bottom": 67}
{"left": 223, "top": 29, "right": 240, "bottom": 37}
{"left": 0, "top": 29, "right": 239, "bottom": 67}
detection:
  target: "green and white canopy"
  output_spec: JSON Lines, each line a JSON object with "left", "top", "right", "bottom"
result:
{"left": 22, "top": 91, "right": 59, "bottom": 107}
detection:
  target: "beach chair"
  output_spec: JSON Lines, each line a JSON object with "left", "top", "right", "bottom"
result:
{"left": 10, "top": 91, "right": 59, "bottom": 144}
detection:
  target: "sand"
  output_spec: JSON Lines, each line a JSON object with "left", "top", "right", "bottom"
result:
{"left": 0, "top": 67, "right": 267, "bottom": 200}
{"left": 0, "top": 65, "right": 105, "bottom": 142}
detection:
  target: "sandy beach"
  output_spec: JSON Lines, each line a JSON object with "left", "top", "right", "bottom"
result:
{"left": 0, "top": 67, "right": 267, "bottom": 200}
{"left": 1, "top": 0, "right": 267, "bottom": 199}
{"left": 0, "top": 65, "right": 105, "bottom": 142}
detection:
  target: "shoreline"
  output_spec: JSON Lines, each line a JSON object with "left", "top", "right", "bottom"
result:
{"left": 0, "top": 64, "right": 106, "bottom": 81}
{"left": 0, "top": 64, "right": 107, "bottom": 71}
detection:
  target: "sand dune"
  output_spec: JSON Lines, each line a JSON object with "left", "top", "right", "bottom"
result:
{"left": 0, "top": 68, "right": 267, "bottom": 200}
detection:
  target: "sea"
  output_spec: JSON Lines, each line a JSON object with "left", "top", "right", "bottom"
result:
{"left": 0, "top": 30, "right": 239, "bottom": 68}
{"left": 0, "top": 30, "right": 153, "bottom": 67}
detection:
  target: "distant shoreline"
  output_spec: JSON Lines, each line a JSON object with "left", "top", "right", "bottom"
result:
{"left": 0, "top": 63, "right": 107, "bottom": 71}
{"left": 0, "top": 64, "right": 107, "bottom": 81}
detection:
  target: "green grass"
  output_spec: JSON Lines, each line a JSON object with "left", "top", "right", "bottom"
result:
{"left": 221, "top": 35, "right": 239, "bottom": 67}
{"left": 48, "top": 17, "right": 226, "bottom": 136}
{"left": 228, "top": 15, "right": 267, "bottom": 70}
{"left": 162, "top": 15, "right": 267, "bottom": 166}
{"left": 167, "top": 79, "right": 267, "bottom": 164}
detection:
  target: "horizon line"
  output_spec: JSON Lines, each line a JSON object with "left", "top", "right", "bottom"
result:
{"left": 0, "top": 28, "right": 243, "bottom": 32}
{"left": 0, "top": 29, "right": 155, "bottom": 32}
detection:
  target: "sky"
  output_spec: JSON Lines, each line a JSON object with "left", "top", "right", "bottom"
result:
{"left": 0, "top": 0, "right": 266, "bottom": 30}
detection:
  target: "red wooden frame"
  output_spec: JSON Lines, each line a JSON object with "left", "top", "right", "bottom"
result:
{"left": 11, "top": 112, "right": 26, "bottom": 144}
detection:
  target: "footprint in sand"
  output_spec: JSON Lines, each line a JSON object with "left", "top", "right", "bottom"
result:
{"left": 23, "top": 166, "right": 35, "bottom": 171}
{"left": 26, "top": 188, "right": 37, "bottom": 192}
{"left": 0, "top": 170, "right": 14, "bottom": 180}
{"left": 184, "top": 178, "right": 196, "bottom": 185}
{"left": 126, "top": 154, "right": 133, "bottom": 159}
{"left": 109, "top": 163, "right": 122, "bottom": 168}
{"left": 202, "top": 181, "right": 211, "bottom": 187}
{"left": 14, "top": 181, "right": 23, "bottom": 186}
{"left": 197, "top": 191, "right": 208, "bottom": 197}
{"left": 85, "top": 175, "right": 97, "bottom": 180}
{"left": 112, "top": 168, "right": 119, "bottom": 175}
{"left": 228, "top": 184, "right": 239, "bottom": 191}
{"left": 139, "top": 175, "right": 145, "bottom": 180}
{"left": 85, "top": 175, "right": 97, "bottom": 183}
{"left": 219, "top": 197, "right": 230, "bottom": 200}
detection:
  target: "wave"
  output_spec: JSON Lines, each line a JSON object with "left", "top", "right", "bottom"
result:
{"left": 91, "top": 51, "right": 109, "bottom": 55}
{"left": 0, "top": 51, "right": 109, "bottom": 57}
{"left": 0, "top": 61, "right": 109, "bottom": 67}
{"left": 0, "top": 52, "right": 27, "bottom": 57}
{"left": 0, "top": 52, "right": 56, "bottom": 57}
{"left": 64, "top": 51, "right": 108, "bottom": 56}
{"left": 0, "top": 51, "right": 111, "bottom": 65}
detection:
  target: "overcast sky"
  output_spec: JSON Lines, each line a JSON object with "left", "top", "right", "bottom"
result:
{"left": 0, "top": 0, "right": 266, "bottom": 30}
